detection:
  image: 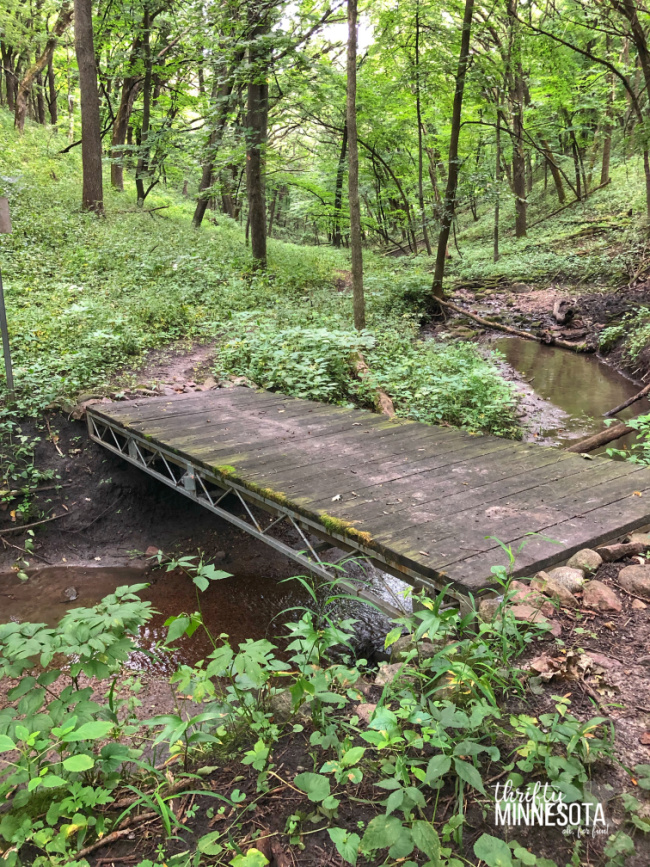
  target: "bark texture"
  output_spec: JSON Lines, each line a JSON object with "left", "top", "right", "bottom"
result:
{"left": 14, "top": 2, "right": 73, "bottom": 132}
{"left": 246, "top": 4, "right": 269, "bottom": 267}
{"left": 347, "top": 0, "right": 365, "bottom": 329}
{"left": 74, "top": 0, "right": 104, "bottom": 213}
{"left": 431, "top": 0, "right": 475, "bottom": 299}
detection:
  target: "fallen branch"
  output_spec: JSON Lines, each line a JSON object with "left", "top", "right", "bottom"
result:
{"left": 526, "top": 179, "right": 611, "bottom": 231}
{"left": 604, "top": 382, "right": 650, "bottom": 417}
{"left": 565, "top": 418, "right": 640, "bottom": 453}
{"left": 352, "top": 351, "right": 396, "bottom": 417}
{"left": 0, "top": 512, "right": 70, "bottom": 535}
{"left": 76, "top": 811, "right": 157, "bottom": 859}
{"left": 595, "top": 542, "right": 647, "bottom": 562}
{"left": 436, "top": 298, "right": 589, "bottom": 352}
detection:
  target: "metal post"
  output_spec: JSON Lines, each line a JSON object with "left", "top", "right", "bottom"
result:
{"left": 0, "top": 198, "right": 13, "bottom": 402}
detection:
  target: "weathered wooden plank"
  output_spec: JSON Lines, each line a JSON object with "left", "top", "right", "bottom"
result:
{"left": 90, "top": 386, "right": 650, "bottom": 596}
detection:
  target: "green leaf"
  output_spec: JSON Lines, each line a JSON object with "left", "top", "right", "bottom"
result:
{"left": 294, "top": 772, "right": 331, "bottom": 803}
{"left": 361, "top": 814, "right": 403, "bottom": 850}
{"left": 328, "top": 828, "right": 359, "bottom": 865}
{"left": 411, "top": 820, "right": 441, "bottom": 861}
{"left": 198, "top": 831, "right": 223, "bottom": 856}
{"left": 63, "top": 721, "right": 114, "bottom": 742}
{"left": 165, "top": 615, "right": 190, "bottom": 644}
{"left": 341, "top": 746, "right": 365, "bottom": 767}
{"left": 425, "top": 753, "right": 451, "bottom": 783}
{"left": 62, "top": 754, "right": 95, "bottom": 772}
{"left": 454, "top": 758, "right": 485, "bottom": 794}
{"left": 230, "top": 850, "right": 269, "bottom": 867}
{"left": 473, "top": 834, "right": 513, "bottom": 867}
{"left": 0, "top": 735, "right": 16, "bottom": 753}
{"left": 384, "top": 627, "right": 403, "bottom": 649}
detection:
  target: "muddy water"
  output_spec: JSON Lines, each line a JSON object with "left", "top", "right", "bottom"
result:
{"left": 0, "top": 562, "right": 396, "bottom": 671}
{"left": 495, "top": 337, "right": 650, "bottom": 447}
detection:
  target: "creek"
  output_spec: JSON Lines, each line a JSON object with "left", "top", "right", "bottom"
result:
{"left": 495, "top": 337, "right": 650, "bottom": 448}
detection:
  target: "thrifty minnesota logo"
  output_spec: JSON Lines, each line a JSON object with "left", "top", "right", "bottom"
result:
{"left": 494, "top": 781, "right": 608, "bottom": 836}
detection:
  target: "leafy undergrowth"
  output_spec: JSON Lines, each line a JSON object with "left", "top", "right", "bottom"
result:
{"left": 0, "top": 554, "right": 647, "bottom": 867}
{"left": 441, "top": 157, "right": 649, "bottom": 290}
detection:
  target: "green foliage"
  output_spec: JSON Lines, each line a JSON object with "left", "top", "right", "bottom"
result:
{"left": 607, "top": 414, "right": 650, "bottom": 465}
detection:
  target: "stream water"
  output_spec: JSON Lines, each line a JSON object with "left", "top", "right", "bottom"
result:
{"left": 495, "top": 337, "right": 650, "bottom": 447}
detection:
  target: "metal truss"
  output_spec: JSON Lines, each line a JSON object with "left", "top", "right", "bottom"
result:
{"left": 87, "top": 411, "right": 459, "bottom": 614}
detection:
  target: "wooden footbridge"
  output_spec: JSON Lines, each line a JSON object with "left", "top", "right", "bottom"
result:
{"left": 87, "top": 386, "right": 650, "bottom": 606}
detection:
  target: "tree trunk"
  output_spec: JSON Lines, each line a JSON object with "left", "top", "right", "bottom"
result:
{"left": 246, "top": 4, "right": 269, "bottom": 267}
{"left": 415, "top": 2, "right": 431, "bottom": 255}
{"left": 431, "top": 0, "right": 475, "bottom": 299}
{"left": 508, "top": 0, "right": 527, "bottom": 238}
{"left": 494, "top": 110, "right": 501, "bottom": 263}
{"left": 135, "top": 6, "right": 152, "bottom": 207}
{"left": 14, "top": 2, "right": 73, "bottom": 132}
{"left": 35, "top": 68, "right": 46, "bottom": 123}
{"left": 540, "top": 137, "right": 566, "bottom": 203}
{"left": 267, "top": 187, "right": 279, "bottom": 237}
{"left": 347, "top": 0, "right": 365, "bottom": 329}
{"left": 74, "top": 0, "right": 104, "bottom": 214}
{"left": 332, "top": 121, "right": 348, "bottom": 247}
{"left": 110, "top": 57, "right": 140, "bottom": 190}
{"left": 47, "top": 54, "right": 58, "bottom": 124}
{"left": 193, "top": 59, "right": 242, "bottom": 229}
{"left": 1, "top": 45, "right": 16, "bottom": 111}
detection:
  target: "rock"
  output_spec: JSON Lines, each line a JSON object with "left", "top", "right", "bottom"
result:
{"left": 546, "top": 567, "right": 585, "bottom": 594}
{"left": 390, "top": 633, "right": 446, "bottom": 663}
{"left": 213, "top": 550, "right": 226, "bottom": 561}
{"left": 637, "top": 655, "right": 650, "bottom": 668}
{"left": 355, "top": 703, "right": 376, "bottom": 724}
{"left": 582, "top": 581, "right": 622, "bottom": 613}
{"left": 511, "top": 282, "right": 531, "bottom": 293}
{"left": 268, "top": 690, "right": 308, "bottom": 722}
{"left": 63, "top": 586, "right": 78, "bottom": 602}
{"left": 510, "top": 603, "right": 561, "bottom": 636}
{"left": 200, "top": 376, "right": 217, "bottom": 391}
{"left": 566, "top": 549, "right": 602, "bottom": 573}
{"left": 531, "top": 572, "right": 579, "bottom": 608}
{"left": 553, "top": 298, "right": 575, "bottom": 325}
{"left": 596, "top": 542, "right": 646, "bottom": 562}
{"left": 632, "top": 598, "right": 648, "bottom": 610}
{"left": 353, "top": 678, "right": 373, "bottom": 698}
{"left": 510, "top": 580, "right": 555, "bottom": 615}
{"left": 374, "top": 662, "right": 412, "bottom": 687}
{"left": 618, "top": 565, "right": 650, "bottom": 599}
{"left": 478, "top": 596, "right": 503, "bottom": 622}
{"left": 145, "top": 546, "right": 160, "bottom": 556}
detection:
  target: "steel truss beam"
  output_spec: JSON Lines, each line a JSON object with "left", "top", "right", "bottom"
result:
{"left": 87, "top": 412, "right": 462, "bottom": 616}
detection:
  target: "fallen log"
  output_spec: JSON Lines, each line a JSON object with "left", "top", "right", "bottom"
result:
{"left": 604, "top": 382, "right": 650, "bottom": 418}
{"left": 595, "top": 542, "right": 647, "bottom": 562}
{"left": 353, "top": 351, "right": 396, "bottom": 417}
{"left": 565, "top": 418, "right": 640, "bottom": 453}
{"left": 436, "top": 298, "right": 589, "bottom": 352}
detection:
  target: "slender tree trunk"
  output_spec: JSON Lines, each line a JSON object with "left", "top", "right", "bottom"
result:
{"left": 193, "top": 59, "right": 242, "bottom": 229}
{"left": 540, "top": 137, "right": 566, "bottom": 203}
{"left": 494, "top": 110, "right": 501, "bottom": 263}
{"left": 432, "top": 0, "right": 475, "bottom": 299}
{"left": 110, "top": 51, "right": 140, "bottom": 190}
{"left": 74, "top": 0, "right": 104, "bottom": 213}
{"left": 267, "top": 187, "right": 279, "bottom": 237}
{"left": 347, "top": 0, "right": 365, "bottom": 329}
{"left": 135, "top": 6, "right": 152, "bottom": 206}
{"left": 333, "top": 122, "right": 348, "bottom": 247}
{"left": 246, "top": 4, "right": 269, "bottom": 267}
{"left": 1, "top": 46, "right": 16, "bottom": 111}
{"left": 415, "top": 2, "right": 431, "bottom": 255}
{"left": 14, "top": 2, "right": 73, "bottom": 132}
{"left": 508, "top": 0, "right": 527, "bottom": 237}
{"left": 35, "top": 68, "right": 46, "bottom": 123}
{"left": 46, "top": 54, "right": 58, "bottom": 124}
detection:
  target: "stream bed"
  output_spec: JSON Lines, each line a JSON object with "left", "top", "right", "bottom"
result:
{"left": 495, "top": 337, "right": 650, "bottom": 448}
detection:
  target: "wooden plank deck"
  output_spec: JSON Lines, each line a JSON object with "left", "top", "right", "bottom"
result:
{"left": 87, "top": 387, "right": 650, "bottom": 597}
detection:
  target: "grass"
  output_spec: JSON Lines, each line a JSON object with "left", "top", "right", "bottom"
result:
{"left": 0, "top": 109, "right": 519, "bottom": 443}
